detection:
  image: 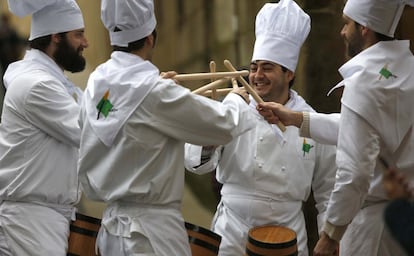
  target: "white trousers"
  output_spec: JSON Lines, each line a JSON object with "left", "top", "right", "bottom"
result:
{"left": 97, "top": 201, "right": 191, "bottom": 256}
{"left": 340, "top": 202, "right": 407, "bottom": 256}
{"left": 212, "top": 195, "right": 308, "bottom": 256}
{"left": 0, "top": 201, "right": 70, "bottom": 256}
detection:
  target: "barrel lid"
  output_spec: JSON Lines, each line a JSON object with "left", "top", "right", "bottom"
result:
{"left": 248, "top": 225, "right": 297, "bottom": 249}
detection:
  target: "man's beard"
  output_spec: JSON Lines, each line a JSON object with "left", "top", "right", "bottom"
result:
{"left": 54, "top": 37, "right": 86, "bottom": 73}
{"left": 345, "top": 33, "right": 364, "bottom": 59}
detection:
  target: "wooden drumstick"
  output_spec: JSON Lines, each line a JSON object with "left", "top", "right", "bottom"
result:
{"left": 209, "top": 61, "right": 218, "bottom": 100}
{"left": 231, "top": 78, "right": 238, "bottom": 89}
{"left": 192, "top": 78, "right": 230, "bottom": 95}
{"left": 202, "top": 88, "right": 233, "bottom": 97}
{"left": 174, "top": 70, "right": 249, "bottom": 81}
{"left": 223, "top": 59, "right": 286, "bottom": 132}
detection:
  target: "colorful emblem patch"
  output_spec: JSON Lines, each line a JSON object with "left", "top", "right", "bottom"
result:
{"left": 96, "top": 89, "right": 113, "bottom": 119}
{"left": 302, "top": 138, "right": 314, "bottom": 156}
{"left": 379, "top": 64, "right": 397, "bottom": 80}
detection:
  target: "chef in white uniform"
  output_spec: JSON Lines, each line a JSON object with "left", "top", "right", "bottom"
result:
{"left": 77, "top": 0, "right": 254, "bottom": 255}
{"left": 313, "top": 0, "right": 414, "bottom": 255}
{"left": 257, "top": 1, "right": 414, "bottom": 255}
{"left": 184, "top": 1, "right": 337, "bottom": 255}
{"left": 0, "top": 0, "right": 88, "bottom": 255}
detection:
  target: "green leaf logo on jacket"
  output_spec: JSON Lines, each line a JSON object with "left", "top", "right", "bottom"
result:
{"left": 379, "top": 64, "right": 397, "bottom": 80}
{"left": 302, "top": 138, "right": 314, "bottom": 156}
{"left": 96, "top": 89, "right": 113, "bottom": 119}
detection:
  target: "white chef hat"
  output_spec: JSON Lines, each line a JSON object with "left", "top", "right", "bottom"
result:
{"left": 7, "top": 0, "right": 84, "bottom": 40}
{"left": 343, "top": 0, "right": 408, "bottom": 38}
{"left": 101, "top": 0, "right": 157, "bottom": 47}
{"left": 405, "top": 0, "right": 414, "bottom": 6}
{"left": 251, "top": 0, "right": 310, "bottom": 72}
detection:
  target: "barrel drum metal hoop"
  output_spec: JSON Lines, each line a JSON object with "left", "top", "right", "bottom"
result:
{"left": 185, "top": 222, "right": 222, "bottom": 256}
{"left": 67, "top": 213, "right": 101, "bottom": 256}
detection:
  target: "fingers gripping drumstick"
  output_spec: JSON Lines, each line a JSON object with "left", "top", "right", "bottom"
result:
{"left": 223, "top": 59, "right": 286, "bottom": 132}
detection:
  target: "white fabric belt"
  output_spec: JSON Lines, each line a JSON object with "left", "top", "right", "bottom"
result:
{"left": 107, "top": 200, "right": 181, "bottom": 214}
{"left": 0, "top": 198, "right": 76, "bottom": 221}
{"left": 221, "top": 184, "right": 298, "bottom": 203}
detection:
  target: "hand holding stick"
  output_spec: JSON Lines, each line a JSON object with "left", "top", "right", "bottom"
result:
{"left": 380, "top": 157, "right": 414, "bottom": 200}
{"left": 223, "top": 59, "right": 286, "bottom": 132}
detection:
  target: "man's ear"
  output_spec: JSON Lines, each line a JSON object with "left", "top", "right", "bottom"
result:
{"left": 146, "top": 34, "right": 154, "bottom": 48}
{"left": 286, "top": 70, "right": 295, "bottom": 83}
{"left": 51, "top": 34, "right": 61, "bottom": 44}
{"left": 360, "top": 25, "right": 370, "bottom": 37}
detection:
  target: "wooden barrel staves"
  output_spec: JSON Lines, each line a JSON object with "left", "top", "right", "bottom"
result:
{"left": 185, "top": 222, "right": 222, "bottom": 256}
{"left": 245, "top": 225, "right": 298, "bottom": 256}
{"left": 67, "top": 213, "right": 101, "bottom": 256}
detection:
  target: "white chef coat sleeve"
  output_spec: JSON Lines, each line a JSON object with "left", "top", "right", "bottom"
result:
{"left": 24, "top": 80, "right": 81, "bottom": 148}
{"left": 78, "top": 96, "right": 86, "bottom": 129}
{"left": 303, "top": 112, "right": 340, "bottom": 145}
{"left": 323, "top": 105, "right": 380, "bottom": 241}
{"left": 311, "top": 141, "right": 337, "bottom": 232}
{"left": 147, "top": 82, "right": 254, "bottom": 146}
{"left": 184, "top": 144, "right": 221, "bottom": 174}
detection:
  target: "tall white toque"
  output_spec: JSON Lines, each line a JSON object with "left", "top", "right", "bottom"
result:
{"left": 251, "top": 0, "right": 310, "bottom": 72}
{"left": 404, "top": 0, "right": 414, "bottom": 6}
{"left": 7, "top": 0, "right": 84, "bottom": 40}
{"left": 101, "top": 0, "right": 157, "bottom": 47}
{"left": 343, "top": 0, "right": 411, "bottom": 38}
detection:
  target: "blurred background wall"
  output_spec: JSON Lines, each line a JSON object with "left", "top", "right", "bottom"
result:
{"left": 1, "top": 0, "right": 413, "bottom": 253}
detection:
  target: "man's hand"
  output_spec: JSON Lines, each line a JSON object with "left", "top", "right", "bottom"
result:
{"left": 313, "top": 232, "right": 339, "bottom": 256}
{"left": 383, "top": 167, "right": 413, "bottom": 199}
{"left": 231, "top": 87, "right": 250, "bottom": 104}
{"left": 160, "top": 71, "right": 178, "bottom": 84}
{"left": 257, "top": 102, "right": 303, "bottom": 127}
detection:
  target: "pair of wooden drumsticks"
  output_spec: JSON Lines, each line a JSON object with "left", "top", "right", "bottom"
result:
{"left": 173, "top": 59, "right": 286, "bottom": 132}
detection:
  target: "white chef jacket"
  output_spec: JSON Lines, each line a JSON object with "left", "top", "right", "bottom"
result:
{"left": 0, "top": 67, "right": 4, "bottom": 122}
{"left": 0, "top": 49, "right": 82, "bottom": 255}
{"left": 78, "top": 51, "right": 255, "bottom": 256}
{"left": 185, "top": 90, "right": 337, "bottom": 256}
{"left": 323, "top": 40, "right": 414, "bottom": 255}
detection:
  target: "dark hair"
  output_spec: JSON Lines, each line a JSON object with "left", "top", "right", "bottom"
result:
{"left": 374, "top": 32, "right": 394, "bottom": 42}
{"left": 281, "top": 65, "right": 295, "bottom": 88}
{"left": 112, "top": 29, "right": 157, "bottom": 52}
{"left": 29, "top": 32, "right": 67, "bottom": 52}
{"left": 354, "top": 22, "right": 394, "bottom": 42}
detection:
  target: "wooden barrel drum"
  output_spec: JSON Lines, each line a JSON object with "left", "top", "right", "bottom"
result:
{"left": 185, "top": 222, "right": 222, "bottom": 256}
{"left": 245, "top": 225, "right": 298, "bottom": 256}
{"left": 67, "top": 213, "right": 101, "bottom": 256}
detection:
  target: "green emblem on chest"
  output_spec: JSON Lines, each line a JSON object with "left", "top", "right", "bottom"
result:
{"left": 302, "top": 138, "right": 314, "bottom": 156}
{"left": 379, "top": 64, "right": 397, "bottom": 80}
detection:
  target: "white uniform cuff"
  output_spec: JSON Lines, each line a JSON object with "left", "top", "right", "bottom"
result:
{"left": 322, "top": 221, "right": 348, "bottom": 242}
{"left": 299, "top": 111, "right": 310, "bottom": 138}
